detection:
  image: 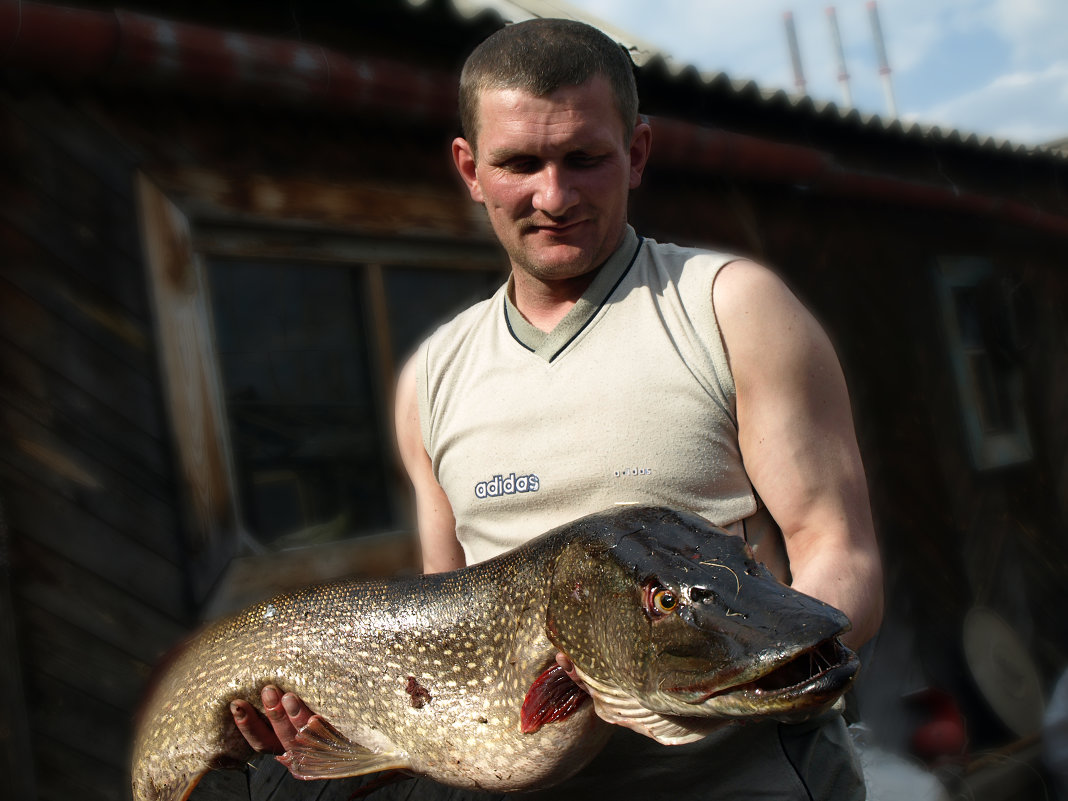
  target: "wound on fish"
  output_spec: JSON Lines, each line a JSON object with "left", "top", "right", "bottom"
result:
{"left": 520, "top": 664, "right": 589, "bottom": 733}
{"left": 405, "top": 676, "right": 432, "bottom": 709}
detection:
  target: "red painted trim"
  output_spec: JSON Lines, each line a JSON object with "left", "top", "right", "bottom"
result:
{"left": 3, "top": 1, "right": 1066, "bottom": 236}
{"left": 0, "top": 1, "right": 457, "bottom": 119}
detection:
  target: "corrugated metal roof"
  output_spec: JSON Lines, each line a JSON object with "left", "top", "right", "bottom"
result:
{"left": 413, "top": 0, "right": 666, "bottom": 62}
{"left": 407, "top": 0, "right": 1066, "bottom": 162}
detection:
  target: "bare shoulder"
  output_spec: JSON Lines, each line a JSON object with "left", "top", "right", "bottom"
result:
{"left": 712, "top": 259, "right": 791, "bottom": 308}
{"left": 395, "top": 351, "right": 419, "bottom": 415}
{"left": 394, "top": 353, "right": 422, "bottom": 462}
{"left": 394, "top": 351, "right": 441, "bottom": 506}
{"left": 711, "top": 259, "right": 834, "bottom": 386}
{"left": 394, "top": 351, "right": 464, "bottom": 574}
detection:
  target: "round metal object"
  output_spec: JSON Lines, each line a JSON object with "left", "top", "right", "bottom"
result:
{"left": 962, "top": 607, "right": 1045, "bottom": 737}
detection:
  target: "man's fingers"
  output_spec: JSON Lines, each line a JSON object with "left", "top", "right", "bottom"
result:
{"left": 555, "top": 652, "right": 588, "bottom": 691}
{"left": 231, "top": 699, "right": 284, "bottom": 754}
{"left": 261, "top": 685, "right": 301, "bottom": 751}
{"left": 272, "top": 688, "right": 317, "bottom": 777}
{"left": 231, "top": 685, "right": 318, "bottom": 769}
{"left": 282, "top": 691, "right": 314, "bottom": 732}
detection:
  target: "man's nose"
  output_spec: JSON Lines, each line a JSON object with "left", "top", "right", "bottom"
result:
{"left": 532, "top": 164, "right": 578, "bottom": 217}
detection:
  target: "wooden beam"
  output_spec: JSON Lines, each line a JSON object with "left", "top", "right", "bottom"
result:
{"left": 137, "top": 173, "right": 242, "bottom": 565}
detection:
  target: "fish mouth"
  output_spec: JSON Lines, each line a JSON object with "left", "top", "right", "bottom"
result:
{"left": 694, "top": 638, "right": 859, "bottom": 719}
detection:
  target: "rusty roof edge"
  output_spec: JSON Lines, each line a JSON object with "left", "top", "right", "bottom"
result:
{"left": 1, "top": 0, "right": 1062, "bottom": 231}
{"left": 0, "top": 2, "right": 461, "bottom": 121}
{"left": 3, "top": 0, "right": 1063, "bottom": 166}
{"left": 421, "top": 0, "right": 1066, "bottom": 163}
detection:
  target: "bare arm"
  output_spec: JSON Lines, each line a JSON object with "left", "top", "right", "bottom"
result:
{"left": 713, "top": 260, "right": 883, "bottom": 649}
{"left": 394, "top": 354, "right": 466, "bottom": 574}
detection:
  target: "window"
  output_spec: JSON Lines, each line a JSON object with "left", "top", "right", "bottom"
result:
{"left": 208, "top": 260, "right": 389, "bottom": 543}
{"left": 139, "top": 174, "right": 504, "bottom": 565}
{"left": 206, "top": 257, "right": 502, "bottom": 547}
{"left": 935, "top": 257, "right": 1032, "bottom": 470}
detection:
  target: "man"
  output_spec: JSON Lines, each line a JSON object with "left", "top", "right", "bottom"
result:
{"left": 231, "top": 17, "right": 882, "bottom": 799}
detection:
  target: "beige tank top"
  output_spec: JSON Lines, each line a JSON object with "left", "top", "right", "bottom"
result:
{"left": 416, "top": 227, "right": 788, "bottom": 578}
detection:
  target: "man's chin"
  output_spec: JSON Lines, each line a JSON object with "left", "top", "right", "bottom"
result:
{"left": 514, "top": 253, "right": 599, "bottom": 284}
{"left": 511, "top": 234, "right": 606, "bottom": 280}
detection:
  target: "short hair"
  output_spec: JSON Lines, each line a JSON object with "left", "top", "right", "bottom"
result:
{"left": 458, "top": 18, "right": 639, "bottom": 151}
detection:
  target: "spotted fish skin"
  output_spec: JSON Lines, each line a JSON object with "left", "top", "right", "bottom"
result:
{"left": 132, "top": 520, "right": 604, "bottom": 800}
{"left": 131, "top": 506, "right": 859, "bottom": 800}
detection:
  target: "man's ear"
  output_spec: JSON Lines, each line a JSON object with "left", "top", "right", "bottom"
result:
{"left": 628, "top": 121, "right": 653, "bottom": 190}
{"left": 452, "top": 137, "right": 484, "bottom": 203}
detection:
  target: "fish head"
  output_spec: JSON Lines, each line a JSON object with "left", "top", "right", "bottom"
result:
{"left": 545, "top": 507, "right": 859, "bottom": 742}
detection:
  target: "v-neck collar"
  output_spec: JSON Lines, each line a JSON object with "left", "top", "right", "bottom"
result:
{"left": 504, "top": 226, "right": 643, "bottom": 362}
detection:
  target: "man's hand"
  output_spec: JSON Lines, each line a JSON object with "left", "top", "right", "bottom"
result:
{"left": 556, "top": 652, "right": 588, "bottom": 692}
{"left": 230, "top": 685, "right": 314, "bottom": 764}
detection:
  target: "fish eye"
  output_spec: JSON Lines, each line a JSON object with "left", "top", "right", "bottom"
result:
{"left": 654, "top": 589, "right": 678, "bottom": 614}
{"left": 644, "top": 582, "right": 680, "bottom": 617}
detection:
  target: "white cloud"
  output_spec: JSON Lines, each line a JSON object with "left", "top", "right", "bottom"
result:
{"left": 916, "top": 60, "right": 1068, "bottom": 143}
{"left": 565, "top": 1, "right": 970, "bottom": 112}
{"left": 985, "top": 0, "right": 1068, "bottom": 68}
{"left": 561, "top": 0, "right": 1068, "bottom": 143}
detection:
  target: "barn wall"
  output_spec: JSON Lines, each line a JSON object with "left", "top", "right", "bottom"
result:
{"left": 631, "top": 162, "right": 1068, "bottom": 749}
{"left": 0, "top": 86, "right": 192, "bottom": 800}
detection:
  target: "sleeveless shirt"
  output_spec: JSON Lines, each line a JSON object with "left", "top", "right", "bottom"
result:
{"left": 416, "top": 226, "right": 787, "bottom": 575}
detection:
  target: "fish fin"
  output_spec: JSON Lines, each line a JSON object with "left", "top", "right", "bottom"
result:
{"left": 281, "top": 714, "right": 412, "bottom": 780}
{"left": 591, "top": 691, "right": 714, "bottom": 744}
{"left": 619, "top": 709, "right": 727, "bottom": 745}
{"left": 176, "top": 773, "right": 205, "bottom": 801}
{"left": 520, "top": 663, "right": 590, "bottom": 734}
{"left": 577, "top": 669, "right": 726, "bottom": 745}
{"left": 133, "top": 771, "right": 204, "bottom": 801}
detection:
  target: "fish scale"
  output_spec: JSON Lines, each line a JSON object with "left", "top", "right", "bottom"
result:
{"left": 132, "top": 506, "right": 859, "bottom": 800}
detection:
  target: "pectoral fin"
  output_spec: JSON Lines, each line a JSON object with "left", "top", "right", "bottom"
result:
{"left": 520, "top": 663, "right": 590, "bottom": 733}
{"left": 280, "top": 715, "right": 412, "bottom": 779}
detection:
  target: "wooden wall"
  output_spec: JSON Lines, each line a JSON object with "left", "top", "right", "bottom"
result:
{"left": 632, "top": 162, "right": 1068, "bottom": 750}
{"left": 0, "top": 86, "right": 192, "bottom": 800}
{"left": 0, "top": 77, "right": 494, "bottom": 800}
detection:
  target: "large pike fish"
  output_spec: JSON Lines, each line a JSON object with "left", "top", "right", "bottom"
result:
{"left": 132, "top": 506, "right": 859, "bottom": 800}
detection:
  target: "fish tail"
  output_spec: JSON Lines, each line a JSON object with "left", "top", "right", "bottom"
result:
{"left": 132, "top": 633, "right": 198, "bottom": 733}
{"left": 131, "top": 769, "right": 204, "bottom": 801}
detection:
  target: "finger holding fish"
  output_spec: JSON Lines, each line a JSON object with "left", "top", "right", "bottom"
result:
{"left": 229, "top": 684, "right": 313, "bottom": 765}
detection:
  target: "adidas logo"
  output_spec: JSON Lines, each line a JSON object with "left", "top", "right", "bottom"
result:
{"left": 474, "top": 472, "right": 540, "bottom": 499}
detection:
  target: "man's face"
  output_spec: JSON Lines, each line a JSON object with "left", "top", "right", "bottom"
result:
{"left": 453, "top": 76, "right": 651, "bottom": 286}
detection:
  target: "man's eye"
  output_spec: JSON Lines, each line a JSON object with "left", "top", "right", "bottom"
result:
{"left": 569, "top": 154, "right": 604, "bottom": 168}
{"left": 500, "top": 159, "right": 539, "bottom": 174}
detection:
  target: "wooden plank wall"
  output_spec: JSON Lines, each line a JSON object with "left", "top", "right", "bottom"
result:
{"left": 0, "top": 495, "right": 37, "bottom": 799}
{"left": 0, "top": 87, "right": 193, "bottom": 801}
{"left": 633, "top": 170, "right": 1068, "bottom": 749}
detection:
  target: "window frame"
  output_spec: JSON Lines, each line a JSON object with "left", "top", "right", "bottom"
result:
{"left": 138, "top": 171, "right": 504, "bottom": 606}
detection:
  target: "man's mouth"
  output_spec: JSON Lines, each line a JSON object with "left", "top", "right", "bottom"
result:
{"left": 525, "top": 219, "right": 586, "bottom": 235}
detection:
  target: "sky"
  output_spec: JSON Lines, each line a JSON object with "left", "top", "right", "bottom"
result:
{"left": 561, "top": 0, "right": 1068, "bottom": 146}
